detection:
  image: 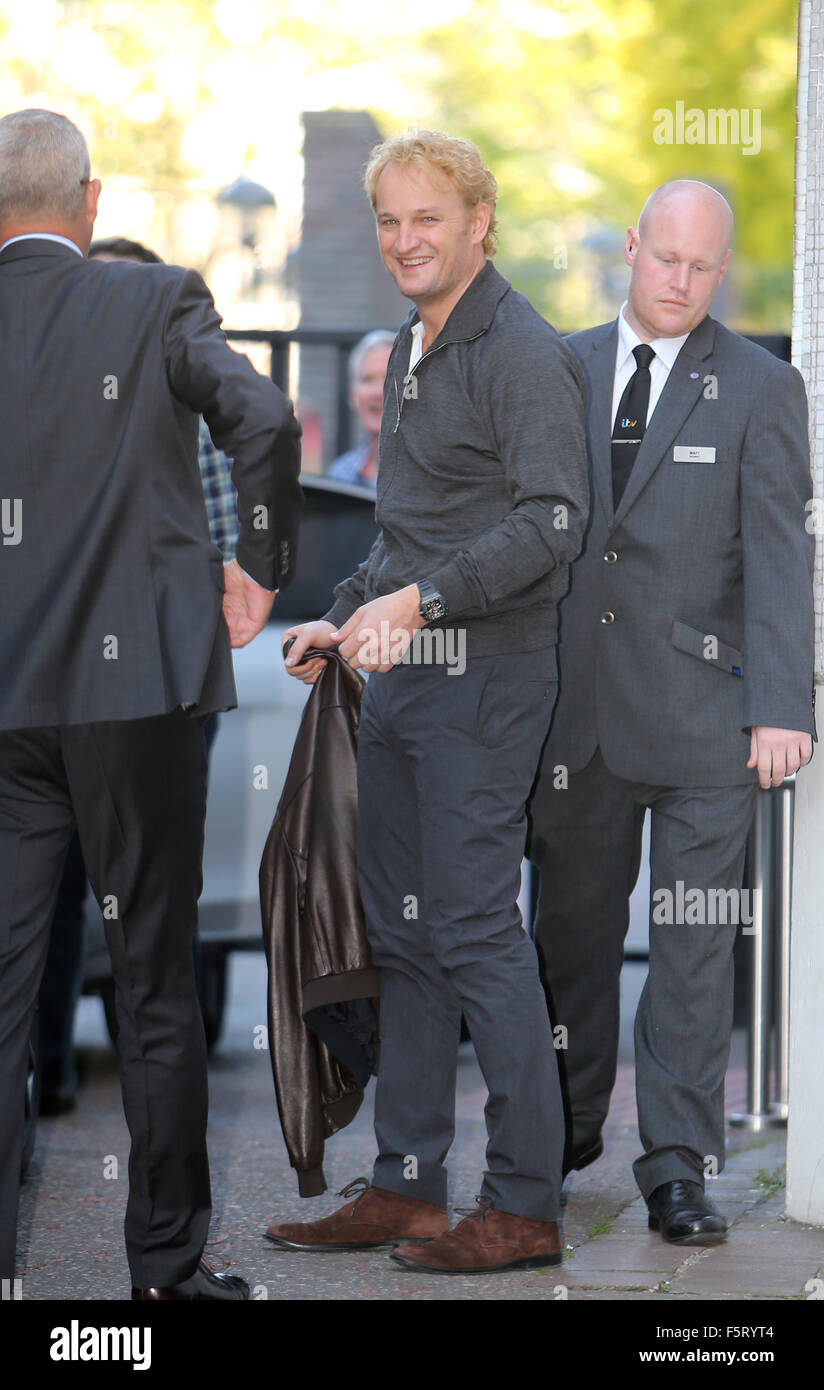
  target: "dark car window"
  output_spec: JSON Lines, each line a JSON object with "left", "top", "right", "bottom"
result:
{"left": 272, "top": 476, "right": 380, "bottom": 623}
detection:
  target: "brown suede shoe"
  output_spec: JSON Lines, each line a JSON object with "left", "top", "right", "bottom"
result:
{"left": 264, "top": 1178, "right": 448, "bottom": 1251}
{"left": 391, "top": 1196, "right": 562, "bottom": 1273}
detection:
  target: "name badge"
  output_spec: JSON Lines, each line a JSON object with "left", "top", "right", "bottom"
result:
{"left": 673, "top": 445, "right": 716, "bottom": 463}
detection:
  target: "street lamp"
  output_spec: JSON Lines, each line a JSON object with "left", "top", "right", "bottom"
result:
{"left": 215, "top": 176, "right": 277, "bottom": 288}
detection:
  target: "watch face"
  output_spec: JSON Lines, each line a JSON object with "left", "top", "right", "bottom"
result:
{"left": 422, "top": 596, "right": 447, "bottom": 622}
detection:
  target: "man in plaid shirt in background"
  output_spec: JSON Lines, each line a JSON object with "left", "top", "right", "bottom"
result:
{"left": 198, "top": 416, "right": 239, "bottom": 563}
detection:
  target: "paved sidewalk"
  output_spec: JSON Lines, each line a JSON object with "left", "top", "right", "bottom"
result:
{"left": 14, "top": 951, "right": 824, "bottom": 1302}
{"left": 561, "top": 1132, "right": 822, "bottom": 1300}
{"left": 552, "top": 1050, "right": 824, "bottom": 1301}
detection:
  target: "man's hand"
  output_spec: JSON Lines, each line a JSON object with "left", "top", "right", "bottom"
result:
{"left": 332, "top": 586, "right": 424, "bottom": 673}
{"left": 222, "top": 559, "right": 276, "bottom": 648}
{"left": 747, "top": 726, "right": 812, "bottom": 789}
{"left": 283, "top": 620, "right": 339, "bottom": 684}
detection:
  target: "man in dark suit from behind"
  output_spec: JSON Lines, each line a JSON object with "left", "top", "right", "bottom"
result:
{"left": 0, "top": 109, "right": 302, "bottom": 1298}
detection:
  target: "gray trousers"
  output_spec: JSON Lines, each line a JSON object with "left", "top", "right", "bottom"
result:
{"left": 529, "top": 748, "right": 757, "bottom": 1198}
{"left": 356, "top": 649, "right": 565, "bottom": 1222}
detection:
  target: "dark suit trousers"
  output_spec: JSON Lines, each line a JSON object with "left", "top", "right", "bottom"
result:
{"left": 0, "top": 711, "right": 211, "bottom": 1286}
{"left": 529, "top": 749, "right": 756, "bottom": 1198}
{"left": 357, "top": 652, "right": 565, "bottom": 1221}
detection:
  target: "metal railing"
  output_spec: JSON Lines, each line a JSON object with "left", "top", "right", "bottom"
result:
{"left": 225, "top": 326, "right": 393, "bottom": 460}
{"left": 730, "top": 779, "right": 795, "bottom": 1130}
{"left": 223, "top": 328, "right": 792, "bottom": 464}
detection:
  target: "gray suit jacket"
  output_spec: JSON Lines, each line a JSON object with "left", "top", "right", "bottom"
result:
{"left": 0, "top": 238, "right": 302, "bottom": 730}
{"left": 545, "top": 314, "right": 815, "bottom": 787}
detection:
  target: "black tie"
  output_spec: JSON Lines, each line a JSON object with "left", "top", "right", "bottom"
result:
{"left": 611, "top": 343, "right": 655, "bottom": 509}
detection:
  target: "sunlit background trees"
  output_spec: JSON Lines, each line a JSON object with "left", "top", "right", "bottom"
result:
{"left": 0, "top": 0, "right": 798, "bottom": 331}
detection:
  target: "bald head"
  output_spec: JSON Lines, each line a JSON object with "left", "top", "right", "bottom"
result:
{"left": 623, "top": 180, "right": 733, "bottom": 341}
{"left": 638, "top": 180, "right": 733, "bottom": 248}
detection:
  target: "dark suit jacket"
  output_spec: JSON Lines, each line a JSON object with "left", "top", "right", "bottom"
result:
{"left": 544, "top": 314, "right": 815, "bottom": 787}
{"left": 0, "top": 237, "right": 302, "bottom": 729}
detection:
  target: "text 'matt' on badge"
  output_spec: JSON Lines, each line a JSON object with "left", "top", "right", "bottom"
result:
{"left": 673, "top": 446, "right": 717, "bottom": 464}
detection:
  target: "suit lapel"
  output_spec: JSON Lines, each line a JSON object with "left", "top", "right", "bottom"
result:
{"left": 581, "top": 322, "right": 619, "bottom": 528}
{"left": 610, "top": 316, "right": 717, "bottom": 530}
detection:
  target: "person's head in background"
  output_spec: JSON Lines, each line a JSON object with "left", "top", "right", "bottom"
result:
{"left": 0, "top": 108, "right": 100, "bottom": 253}
{"left": 349, "top": 330, "right": 394, "bottom": 442}
{"left": 88, "top": 236, "right": 162, "bottom": 264}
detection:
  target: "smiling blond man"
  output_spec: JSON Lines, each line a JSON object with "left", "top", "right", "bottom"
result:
{"left": 265, "top": 131, "right": 590, "bottom": 1274}
{"left": 528, "top": 180, "right": 815, "bottom": 1245}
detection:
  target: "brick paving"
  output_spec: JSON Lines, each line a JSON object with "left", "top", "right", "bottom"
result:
{"left": 13, "top": 951, "right": 824, "bottom": 1304}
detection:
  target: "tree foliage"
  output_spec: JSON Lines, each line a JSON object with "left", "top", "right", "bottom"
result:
{"left": 0, "top": 0, "right": 798, "bottom": 328}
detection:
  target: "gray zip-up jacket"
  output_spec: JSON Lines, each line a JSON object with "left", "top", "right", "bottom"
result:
{"left": 324, "top": 260, "right": 589, "bottom": 656}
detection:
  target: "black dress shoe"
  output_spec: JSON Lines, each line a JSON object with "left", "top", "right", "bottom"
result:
{"left": 560, "top": 1136, "right": 604, "bottom": 1207}
{"left": 647, "top": 1180, "right": 728, "bottom": 1246}
{"left": 132, "top": 1261, "right": 250, "bottom": 1300}
{"left": 39, "top": 1091, "right": 77, "bottom": 1117}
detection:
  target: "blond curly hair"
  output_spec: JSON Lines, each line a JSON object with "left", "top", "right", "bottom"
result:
{"left": 364, "top": 129, "right": 498, "bottom": 257}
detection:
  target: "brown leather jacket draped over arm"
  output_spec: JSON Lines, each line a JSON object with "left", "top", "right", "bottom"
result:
{"left": 259, "top": 650, "right": 379, "bottom": 1196}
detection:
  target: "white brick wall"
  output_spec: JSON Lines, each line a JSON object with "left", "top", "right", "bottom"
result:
{"left": 787, "top": 0, "right": 824, "bottom": 1227}
{"left": 792, "top": 0, "right": 824, "bottom": 679}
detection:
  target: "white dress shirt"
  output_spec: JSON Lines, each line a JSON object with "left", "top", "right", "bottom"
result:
{"left": 408, "top": 320, "right": 425, "bottom": 372}
{"left": 611, "top": 302, "right": 690, "bottom": 429}
{"left": 0, "top": 232, "right": 83, "bottom": 256}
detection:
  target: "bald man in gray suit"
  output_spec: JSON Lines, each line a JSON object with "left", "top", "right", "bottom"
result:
{"left": 528, "top": 181, "right": 814, "bottom": 1245}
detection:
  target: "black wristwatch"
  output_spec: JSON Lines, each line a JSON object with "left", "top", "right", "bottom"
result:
{"left": 417, "top": 579, "right": 448, "bottom": 624}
